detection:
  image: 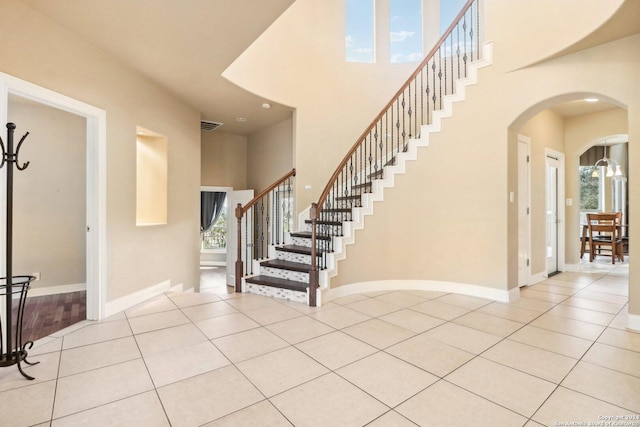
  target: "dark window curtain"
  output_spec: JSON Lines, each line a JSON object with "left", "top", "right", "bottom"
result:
{"left": 200, "top": 191, "right": 226, "bottom": 232}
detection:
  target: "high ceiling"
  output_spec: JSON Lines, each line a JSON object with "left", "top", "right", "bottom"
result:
{"left": 20, "top": 0, "right": 295, "bottom": 135}
{"left": 19, "top": 1, "right": 639, "bottom": 135}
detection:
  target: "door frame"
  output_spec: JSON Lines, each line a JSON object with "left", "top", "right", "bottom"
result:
{"left": 545, "top": 148, "right": 566, "bottom": 274}
{"left": 0, "top": 72, "right": 107, "bottom": 320}
{"left": 517, "top": 135, "right": 531, "bottom": 286}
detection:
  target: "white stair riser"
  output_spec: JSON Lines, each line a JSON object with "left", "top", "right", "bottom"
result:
{"left": 245, "top": 283, "right": 307, "bottom": 304}
{"left": 276, "top": 250, "right": 312, "bottom": 265}
{"left": 291, "top": 236, "right": 312, "bottom": 247}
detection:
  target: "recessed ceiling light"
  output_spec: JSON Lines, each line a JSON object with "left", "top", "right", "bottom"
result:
{"left": 236, "top": 117, "right": 247, "bottom": 122}
{"left": 261, "top": 103, "right": 272, "bottom": 109}
{"left": 584, "top": 98, "right": 599, "bottom": 102}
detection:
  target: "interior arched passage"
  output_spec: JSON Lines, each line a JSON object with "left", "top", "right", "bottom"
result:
{"left": 508, "top": 92, "right": 628, "bottom": 286}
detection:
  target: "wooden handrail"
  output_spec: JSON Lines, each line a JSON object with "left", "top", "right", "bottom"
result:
{"left": 237, "top": 168, "right": 296, "bottom": 217}
{"left": 315, "top": 0, "right": 476, "bottom": 210}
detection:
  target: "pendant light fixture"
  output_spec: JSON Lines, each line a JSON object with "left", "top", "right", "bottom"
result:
{"left": 591, "top": 141, "right": 623, "bottom": 179}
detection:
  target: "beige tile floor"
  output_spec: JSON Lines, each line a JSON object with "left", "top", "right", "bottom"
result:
{"left": 1, "top": 261, "right": 639, "bottom": 426}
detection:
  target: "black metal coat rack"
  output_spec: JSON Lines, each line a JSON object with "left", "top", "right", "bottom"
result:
{"left": 0, "top": 122, "right": 38, "bottom": 379}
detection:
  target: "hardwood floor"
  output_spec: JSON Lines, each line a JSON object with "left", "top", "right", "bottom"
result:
{"left": 13, "top": 291, "right": 87, "bottom": 344}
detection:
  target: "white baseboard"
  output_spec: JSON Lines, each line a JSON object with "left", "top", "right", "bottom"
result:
{"left": 28, "top": 283, "right": 86, "bottom": 297}
{"left": 322, "top": 280, "right": 515, "bottom": 305}
{"left": 628, "top": 314, "right": 640, "bottom": 332}
{"left": 200, "top": 261, "right": 227, "bottom": 267}
{"left": 104, "top": 280, "right": 174, "bottom": 318}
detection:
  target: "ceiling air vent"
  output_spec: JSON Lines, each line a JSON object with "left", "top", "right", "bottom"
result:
{"left": 201, "top": 120, "right": 223, "bottom": 132}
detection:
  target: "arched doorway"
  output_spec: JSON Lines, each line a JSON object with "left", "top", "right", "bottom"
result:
{"left": 510, "top": 93, "right": 628, "bottom": 283}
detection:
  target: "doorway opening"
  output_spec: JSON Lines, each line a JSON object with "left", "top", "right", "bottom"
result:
{"left": 0, "top": 72, "right": 106, "bottom": 326}
{"left": 199, "top": 187, "right": 254, "bottom": 291}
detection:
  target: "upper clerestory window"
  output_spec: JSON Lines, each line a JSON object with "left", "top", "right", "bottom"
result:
{"left": 390, "top": 0, "right": 422, "bottom": 63}
{"left": 345, "top": 0, "right": 375, "bottom": 63}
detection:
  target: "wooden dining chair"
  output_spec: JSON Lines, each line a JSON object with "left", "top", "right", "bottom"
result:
{"left": 587, "top": 213, "right": 623, "bottom": 264}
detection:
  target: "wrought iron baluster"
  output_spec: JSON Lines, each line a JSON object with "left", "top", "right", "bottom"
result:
{"left": 450, "top": 33, "right": 454, "bottom": 95}
{"left": 414, "top": 78, "right": 418, "bottom": 137}
{"left": 463, "top": 10, "right": 468, "bottom": 77}
{"left": 456, "top": 23, "right": 461, "bottom": 80}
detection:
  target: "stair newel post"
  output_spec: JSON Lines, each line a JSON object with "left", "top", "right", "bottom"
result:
{"left": 234, "top": 203, "right": 243, "bottom": 293}
{"left": 308, "top": 203, "right": 319, "bottom": 307}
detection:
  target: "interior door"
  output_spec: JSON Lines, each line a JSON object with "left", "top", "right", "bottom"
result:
{"left": 546, "top": 155, "right": 560, "bottom": 275}
{"left": 225, "top": 189, "right": 254, "bottom": 287}
{"left": 518, "top": 137, "right": 530, "bottom": 287}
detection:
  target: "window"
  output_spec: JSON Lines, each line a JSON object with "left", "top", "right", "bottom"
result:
{"left": 202, "top": 196, "right": 227, "bottom": 251}
{"left": 390, "top": 0, "right": 422, "bottom": 63}
{"left": 345, "top": 0, "right": 375, "bottom": 63}
{"left": 136, "top": 127, "right": 168, "bottom": 226}
{"left": 439, "top": 0, "right": 467, "bottom": 34}
{"left": 579, "top": 165, "right": 603, "bottom": 235}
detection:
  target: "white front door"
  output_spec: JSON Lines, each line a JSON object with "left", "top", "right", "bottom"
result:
{"left": 226, "top": 190, "right": 254, "bottom": 287}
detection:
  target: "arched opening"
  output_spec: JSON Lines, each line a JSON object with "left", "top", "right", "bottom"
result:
{"left": 510, "top": 93, "right": 628, "bottom": 283}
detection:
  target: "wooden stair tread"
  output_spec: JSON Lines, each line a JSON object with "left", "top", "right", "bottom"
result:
{"left": 244, "top": 275, "right": 308, "bottom": 292}
{"left": 260, "top": 259, "right": 312, "bottom": 272}
{"left": 277, "top": 244, "right": 326, "bottom": 255}
{"left": 351, "top": 182, "right": 373, "bottom": 190}
{"left": 322, "top": 208, "right": 352, "bottom": 213}
{"left": 304, "top": 219, "right": 342, "bottom": 226}
{"left": 335, "top": 195, "right": 362, "bottom": 201}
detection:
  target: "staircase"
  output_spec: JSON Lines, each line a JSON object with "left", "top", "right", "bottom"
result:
{"left": 242, "top": 0, "right": 491, "bottom": 306}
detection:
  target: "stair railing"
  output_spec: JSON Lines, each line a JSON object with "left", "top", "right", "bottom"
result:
{"left": 235, "top": 168, "right": 296, "bottom": 292}
{"left": 308, "top": 0, "right": 482, "bottom": 306}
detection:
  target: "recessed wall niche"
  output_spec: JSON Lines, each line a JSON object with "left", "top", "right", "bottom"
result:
{"left": 136, "top": 126, "right": 168, "bottom": 226}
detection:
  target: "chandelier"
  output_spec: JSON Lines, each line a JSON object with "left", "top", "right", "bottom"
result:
{"left": 591, "top": 142, "right": 623, "bottom": 178}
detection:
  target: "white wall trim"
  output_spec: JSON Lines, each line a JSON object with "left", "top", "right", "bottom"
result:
{"left": 322, "top": 279, "right": 516, "bottom": 304}
{"left": 200, "top": 261, "right": 227, "bottom": 267}
{"left": 628, "top": 314, "right": 640, "bottom": 332}
{"left": 28, "top": 283, "right": 86, "bottom": 297}
{"left": 104, "top": 280, "right": 174, "bottom": 318}
{"left": 518, "top": 134, "right": 532, "bottom": 286}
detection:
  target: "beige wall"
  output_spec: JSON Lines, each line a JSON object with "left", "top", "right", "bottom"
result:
{"left": 201, "top": 131, "right": 247, "bottom": 189}
{"left": 0, "top": 0, "right": 201, "bottom": 301}
{"left": 247, "top": 118, "right": 294, "bottom": 194}
{"left": 8, "top": 96, "right": 86, "bottom": 290}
